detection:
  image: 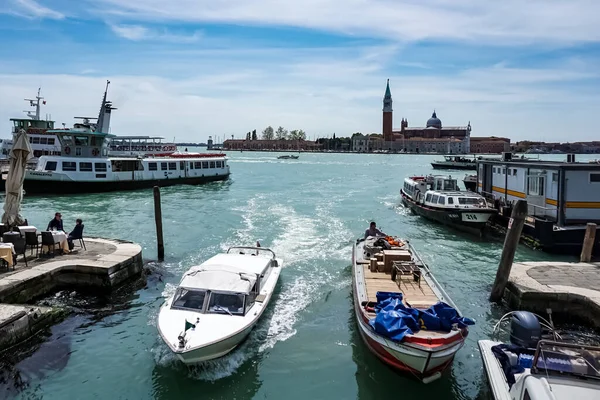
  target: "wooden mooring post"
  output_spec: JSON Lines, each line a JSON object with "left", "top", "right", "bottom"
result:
{"left": 153, "top": 186, "right": 165, "bottom": 261}
{"left": 580, "top": 223, "right": 597, "bottom": 263}
{"left": 489, "top": 200, "right": 528, "bottom": 303}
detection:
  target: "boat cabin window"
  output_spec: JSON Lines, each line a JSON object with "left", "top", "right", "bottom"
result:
{"left": 40, "top": 137, "right": 47, "bottom": 144}
{"left": 111, "top": 160, "right": 143, "bottom": 172}
{"left": 210, "top": 161, "right": 216, "bottom": 168}
{"left": 74, "top": 136, "right": 89, "bottom": 146}
{"left": 438, "top": 196, "right": 445, "bottom": 205}
{"left": 202, "top": 161, "right": 209, "bottom": 169}
{"left": 61, "top": 135, "right": 74, "bottom": 147}
{"left": 161, "top": 162, "right": 167, "bottom": 171}
{"left": 171, "top": 288, "right": 207, "bottom": 311}
{"left": 79, "top": 162, "right": 92, "bottom": 172}
{"left": 425, "top": 193, "right": 432, "bottom": 202}
{"left": 590, "top": 173, "right": 600, "bottom": 183}
{"left": 458, "top": 197, "right": 480, "bottom": 205}
{"left": 62, "top": 161, "right": 76, "bottom": 172}
{"left": 94, "top": 163, "right": 107, "bottom": 172}
{"left": 31, "top": 137, "right": 40, "bottom": 144}
{"left": 431, "top": 195, "right": 439, "bottom": 203}
{"left": 513, "top": 169, "right": 517, "bottom": 176}
{"left": 189, "top": 162, "right": 194, "bottom": 170}
{"left": 195, "top": 162, "right": 202, "bottom": 169}
{"left": 168, "top": 162, "right": 177, "bottom": 170}
{"left": 527, "top": 175, "right": 545, "bottom": 196}
{"left": 148, "top": 162, "right": 157, "bottom": 171}
{"left": 447, "top": 197, "right": 454, "bottom": 205}
{"left": 207, "top": 292, "right": 245, "bottom": 315}
{"left": 45, "top": 161, "right": 57, "bottom": 171}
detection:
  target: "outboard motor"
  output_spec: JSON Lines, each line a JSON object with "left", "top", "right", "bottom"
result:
{"left": 509, "top": 311, "right": 541, "bottom": 348}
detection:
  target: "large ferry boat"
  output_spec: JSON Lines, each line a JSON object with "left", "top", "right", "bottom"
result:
{"left": 400, "top": 175, "right": 497, "bottom": 235}
{"left": 23, "top": 82, "right": 230, "bottom": 195}
{"left": 431, "top": 155, "right": 477, "bottom": 170}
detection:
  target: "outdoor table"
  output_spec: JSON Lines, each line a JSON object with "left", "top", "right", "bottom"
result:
{"left": 18, "top": 225, "right": 37, "bottom": 234}
{"left": 2, "top": 231, "right": 20, "bottom": 244}
{"left": 41, "top": 231, "right": 70, "bottom": 254}
{"left": 0, "top": 242, "right": 14, "bottom": 267}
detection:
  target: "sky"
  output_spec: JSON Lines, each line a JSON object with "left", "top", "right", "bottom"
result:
{"left": 0, "top": 0, "right": 599, "bottom": 143}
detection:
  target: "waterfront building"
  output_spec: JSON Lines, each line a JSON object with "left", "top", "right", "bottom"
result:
{"left": 470, "top": 137, "right": 511, "bottom": 154}
{"left": 223, "top": 139, "right": 323, "bottom": 151}
{"left": 380, "top": 80, "right": 471, "bottom": 153}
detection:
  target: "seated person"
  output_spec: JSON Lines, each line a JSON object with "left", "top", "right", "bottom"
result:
{"left": 67, "top": 219, "right": 84, "bottom": 250}
{"left": 364, "top": 221, "right": 387, "bottom": 239}
{"left": 47, "top": 212, "right": 64, "bottom": 231}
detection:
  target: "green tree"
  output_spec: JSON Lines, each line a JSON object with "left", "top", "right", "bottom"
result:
{"left": 262, "top": 126, "right": 274, "bottom": 140}
{"left": 275, "top": 126, "right": 288, "bottom": 140}
{"left": 246, "top": 131, "right": 251, "bottom": 141}
{"left": 251, "top": 129, "right": 257, "bottom": 140}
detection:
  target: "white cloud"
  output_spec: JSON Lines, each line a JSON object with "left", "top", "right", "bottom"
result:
{"left": 109, "top": 24, "right": 202, "bottom": 43}
{"left": 4, "top": 0, "right": 65, "bottom": 19}
{"left": 95, "top": 0, "right": 600, "bottom": 44}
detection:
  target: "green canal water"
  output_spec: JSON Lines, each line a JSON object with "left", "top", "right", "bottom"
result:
{"left": 2, "top": 152, "right": 595, "bottom": 400}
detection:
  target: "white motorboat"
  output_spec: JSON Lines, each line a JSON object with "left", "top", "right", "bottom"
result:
{"left": 479, "top": 311, "right": 600, "bottom": 400}
{"left": 157, "top": 246, "right": 282, "bottom": 364}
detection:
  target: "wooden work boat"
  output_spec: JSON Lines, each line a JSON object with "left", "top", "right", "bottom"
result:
{"left": 351, "top": 237, "right": 472, "bottom": 383}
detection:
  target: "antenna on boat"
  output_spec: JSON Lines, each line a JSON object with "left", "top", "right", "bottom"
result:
{"left": 24, "top": 87, "right": 44, "bottom": 120}
{"left": 96, "top": 80, "right": 117, "bottom": 134}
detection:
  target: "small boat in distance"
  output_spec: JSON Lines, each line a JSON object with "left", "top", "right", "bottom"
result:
{"left": 352, "top": 236, "right": 473, "bottom": 382}
{"left": 401, "top": 175, "right": 497, "bottom": 235}
{"left": 277, "top": 155, "right": 299, "bottom": 160}
{"left": 463, "top": 174, "right": 477, "bottom": 191}
{"left": 479, "top": 311, "right": 600, "bottom": 400}
{"left": 157, "top": 246, "right": 282, "bottom": 364}
{"left": 431, "top": 155, "right": 477, "bottom": 170}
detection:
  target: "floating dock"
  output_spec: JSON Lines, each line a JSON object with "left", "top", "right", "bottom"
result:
{"left": 504, "top": 261, "right": 600, "bottom": 329}
{"left": 0, "top": 237, "right": 143, "bottom": 352}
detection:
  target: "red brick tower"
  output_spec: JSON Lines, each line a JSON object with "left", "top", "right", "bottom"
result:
{"left": 382, "top": 79, "right": 393, "bottom": 141}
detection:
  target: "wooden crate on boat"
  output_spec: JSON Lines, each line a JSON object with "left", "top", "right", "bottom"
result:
{"left": 382, "top": 250, "right": 412, "bottom": 273}
{"left": 376, "top": 261, "right": 385, "bottom": 272}
{"left": 369, "top": 257, "right": 378, "bottom": 272}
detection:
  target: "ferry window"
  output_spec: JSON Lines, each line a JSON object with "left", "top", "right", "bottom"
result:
{"left": 502, "top": 168, "right": 506, "bottom": 174}
{"left": 432, "top": 195, "right": 439, "bottom": 203}
{"left": 168, "top": 162, "right": 177, "bottom": 170}
{"left": 94, "top": 163, "right": 107, "bottom": 172}
{"left": 62, "top": 161, "right": 76, "bottom": 172}
{"left": 180, "top": 161, "right": 185, "bottom": 170}
{"left": 591, "top": 173, "right": 600, "bottom": 183}
{"left": 527, "top": 176, "right": 545, "bottom": 196}
{"left": 45, "top": 161, "right": 57, "bottom": 171}
{"left": 202, "top": 161, "right": 209, "bottom": 169}
{"left": 210, "top": 161, "right": 216, "bottom": 168}
{"left": 426, "top": 194, "right": 432, "bottom": 202}
{"left": 189, "top": 162, "right": 194, "bottom": 170}
{"left": 29, "top": 137, "right": 33, "bottom": 143}
{"left": 513, "top": 169, "right": 517, "bottom": 176}
{"left": 195, "top": 162, "right": 202, "bottom": 169}
{"left": 76, "top": 148, "right": 82, "bottom": 156}
{"left": 40, "top": 138, "right": 48, "bottom": 144}
{"left": 161, "top": 162, "right": 167, "bottom": 171}
{"left": 79, "top": 162, "right": 92, "bottom": 172}
{"left": 74, "top": 136, "right": 89, "bottom": 146}
{"left": 148, "top": 162, "right": 157, "bottom": 171}
{"left": 208, "top": 292, "right": 245, "bottom": 315}
{"left": 171, "top": 289, "right": 206, "bottom": 311}
{"left": 507, "top": 169, "right": 511, "bottom": 176}
{"left": 32, "top": 137, "right": 40, "bottom": 144}
{"left": 438, "top": 197, "right": 445, "bottom": 205}
{"left": 552, "top": 173, "right": 558, "bottom": 182}
{"left": 48, "top": 138, "right": 55, "bottom": 145}
{"left": 448, "top": 197, "right": 454, "bottom": 205}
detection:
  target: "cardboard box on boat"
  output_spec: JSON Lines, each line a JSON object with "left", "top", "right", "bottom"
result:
{"left": 382, "top": 250, "right": 411, "bottom": 273}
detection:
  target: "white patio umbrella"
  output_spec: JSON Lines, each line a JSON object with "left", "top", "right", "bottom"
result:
{"left": 2, "top": 129, "right": 33, "bottom": 227}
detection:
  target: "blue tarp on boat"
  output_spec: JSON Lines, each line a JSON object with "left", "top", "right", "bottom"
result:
{"left": 369, "top": 292, "right": 475, "bottom": 342}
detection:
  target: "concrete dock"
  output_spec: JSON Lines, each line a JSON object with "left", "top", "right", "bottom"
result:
{"left": 504, "top": 261, "right": 600, "bottom": 329}
{"left": 0, "top": 237, "right": 143, "bottom": 352}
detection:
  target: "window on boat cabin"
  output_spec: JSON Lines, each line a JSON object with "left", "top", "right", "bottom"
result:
{"left": 443, "top": 180, "right": 457, "bottom": 191}
{"left": 40, "top": 137, "right": 47, "bottom": 145}
{"left": 458, "top": 197, "right": 480, "bottom": 205}
{"left": 171, "top": 288, "right": 207, "bottom": 311}
{"left": 32, "top": 137, "right": 40, "bottom": 144}
{"left": 502, "top": 168, "right": 506, "bottom": 174}
{"left": 94, "top": 163, "right": 107, "bottom": 172}
{"left": 513, "top": 169, "right": 517, "bottom": 176}
{"left": 168, "top": 162, "right": 177, "bottom": 170}
{"left": 188, "top": 162, "right": 194, "bottom": 170}
{"left": 74, "top": 136, "right": 89, "bottom": 146}
{"left": 45, "top": 161, "right": 57, "bottom": 171}
{"left": 195, "top": 162, "right": 202, "bottom": 169}
{"left": 79, "top": 162, "right": 92, "bottom": 172}
{"left": 180, "top": 161, "right": 185, "bottom": 170}
{"left": 507, "top": 169, "right": 512, "bottom": 176}
{"left": 148, "top": 162, "right": 157, "bottom": 171}
{"left": 202, "top": 161, "right": 209, "bottom": 169}
{"left": 438, "top": 196, "right": 445, "bottom": 205}
{"left": 425, "top": 193, "right": 432, "bottom": 202}
{"left": 47, "top": 138, "right": 55, "bottom": 145}
{"left": 447, "top": 197, "right": 454, "bottom": 205}
{"left": 216, "top": 161, "right": 222, "bottom": 168}
{"left": 62, "top": 161, "right": 76, "bottom": 172}
{"left": 210, "top": 161, "right": 216, "bottom": 168}
{"left": 552, "top": 172, "right": 559, "bottom": 182}
{"left": 61, "top": 135, "right": 74, "bottom": 147}
{"left": 75, "top": 147, "right": 82, "bottom": 156}
{"left": 431, "top": 194, "right": 439, "bottom": 203}
{"left": 161, "top": 162, "right": 167, "bottom": 171}
{"left": 590, "top": 173, "right": 600, "bottom": 183}
{"left": 207, "top": 292, "right": 245, "bottom": 315}
{"left": 527, "top": 175, "right": 545, "bottom": 196}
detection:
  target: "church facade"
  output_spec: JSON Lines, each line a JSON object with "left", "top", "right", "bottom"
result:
{"left": 380, "top": 80, "right": 471, "bottom": 153}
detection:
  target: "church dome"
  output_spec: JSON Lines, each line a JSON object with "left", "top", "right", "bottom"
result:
{"left": 426, "top": 111, "right": 442, "bottom": 129}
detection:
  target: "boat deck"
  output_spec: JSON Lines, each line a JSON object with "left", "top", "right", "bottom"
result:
{"left": 362, "top": 264, "right": 438, "bottom": 309}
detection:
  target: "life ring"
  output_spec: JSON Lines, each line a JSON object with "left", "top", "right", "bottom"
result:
{"left": 92, "top": 148, "right": 99, "bottom": 156}
{"left": 64, "top": 146, "right": 71, "bottom": 155}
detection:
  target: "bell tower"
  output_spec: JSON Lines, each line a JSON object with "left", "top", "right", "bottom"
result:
{"left": 382, "top": 79, "right": 393, "bottom": 141}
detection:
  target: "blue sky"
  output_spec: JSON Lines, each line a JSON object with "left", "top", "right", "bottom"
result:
{"left": 1, "top": 0, "right": 599, "bottom": 142}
